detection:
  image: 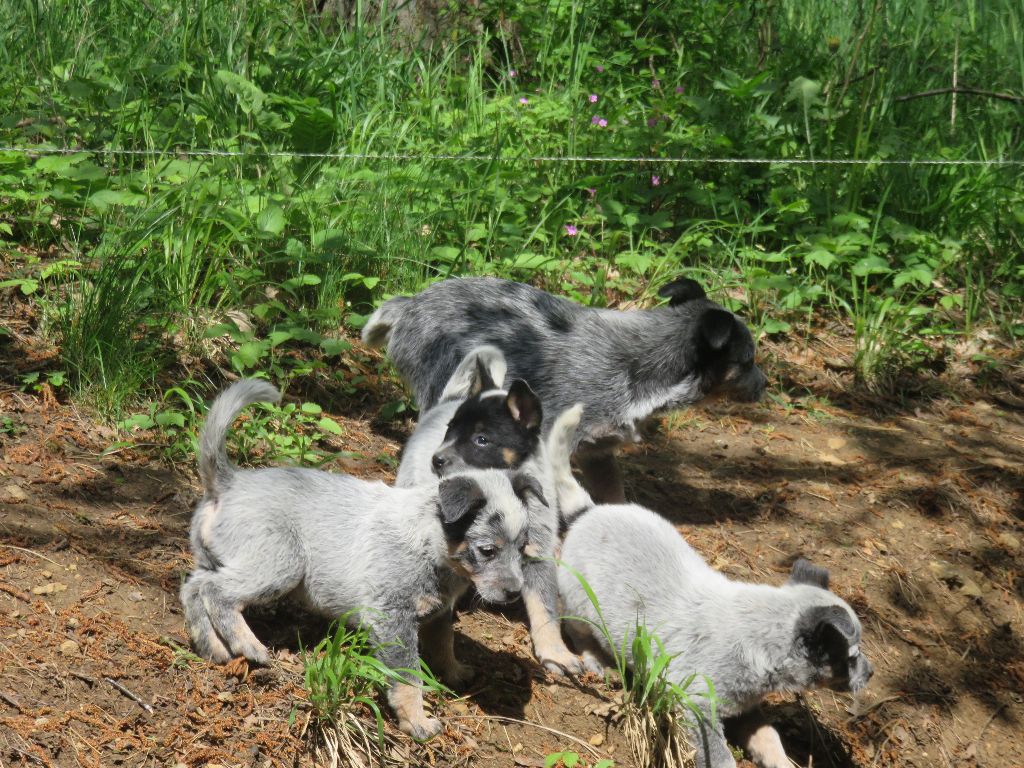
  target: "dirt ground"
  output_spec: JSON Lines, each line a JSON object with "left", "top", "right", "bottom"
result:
{"left": 2, "top": 313, "right": 1023, "bottom": 767}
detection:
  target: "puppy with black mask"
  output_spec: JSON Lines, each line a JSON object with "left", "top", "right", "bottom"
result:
{"left": 396, "top": 346, "right": 584, "bottom": 675}
{"left": 548, "top": 406, "right": 873, "bottom": 768}
{"left": 363, "top": 276, "right": 768, "bottom": 503}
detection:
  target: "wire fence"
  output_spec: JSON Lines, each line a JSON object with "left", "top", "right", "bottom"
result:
{"left": 1, "top": 145, "right": 1022, "bottom": 166}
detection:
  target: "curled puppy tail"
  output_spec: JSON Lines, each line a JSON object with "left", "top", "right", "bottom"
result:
{"left": 438, "top": 345, "right": 508, "bottom": 402}
{"left": 361, "top": 295, "right": 412, "bottom": 348}
{"left": 199, "top": 379, "right": 281, "bottom": 497}
{"left": 546, "top": 404, "right": 594, "bottom": 525}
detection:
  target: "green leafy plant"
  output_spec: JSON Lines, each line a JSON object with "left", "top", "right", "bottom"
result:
{"left": 557, "top": 561, "right": 712, "bottom": 768}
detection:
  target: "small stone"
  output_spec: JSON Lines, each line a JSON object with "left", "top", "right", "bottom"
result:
{"left": 59, "top": 639, "right": 80, "bottom": 655}
{"left": 34, "top": 716, "right": 49, "bottom": 727}
{"left": 997, "top": 532, "right": 1020, "bottom": 552}
{"left": 42, "top": 570, "right": 52, "bottom": 579}
{"left": 66, "top": 564, "right": 77, "bottom": 572}
{"left": 589, "top": 733, "right": 605, "bottom": 747}
{"left": 32, "top": 584, "right": 54, "bottom": 595}
{"left": 216, "top": 691, "right": 234, "bottom": 703}
{"left": 827, "top": 437, "right": 847, "bottom": 450}
{"left": 127, "top": 591, "right": 144, "bottom": 602}
{"left": 67, "top": 617, "right": 80, "bottom": 628}
{"left": 2, "top": 484, "right": 27, "bottom": 503}
{"left": 450, "top": 701, "right": 470, "bottom": 714}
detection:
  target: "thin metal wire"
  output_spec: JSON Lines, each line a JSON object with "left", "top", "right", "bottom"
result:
{"left": 0, "top": 145, "right": 1021, "bottom": 166}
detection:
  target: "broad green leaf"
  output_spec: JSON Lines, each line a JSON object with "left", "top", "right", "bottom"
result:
{"left": 214, "top": 69, "right": 266, "bottom": 114}
{"left": 232, "top": 341, "right": 266, "bottom": 369}
{"left": 154, "top": 410, "right": 186, "bottom": 428}
{"left": 851, "top": 256, "right": 891, "bottom": 276}
{"left": 321, "top": 338, "right": 352, "bottom": 356}
{"left": 317, "top": 417, "right": 343, "bottom": 435}
{"left": 268, "top": 330, "right": 293, "bottom": 347}
{"left": 257, "top": 205, "right": 286, "bottom": 235}
{"left": 300, "top": 402, "right": 322, "bottom": 415}
{"left": 88, "top": 188, "right": 146, "bottom": 213}
{"left": 804, "top": 248, "right": 838, "bottom": 269}
{"left": 290, "top": 107, "right": 335, "bottom": 153}
{"left": 893, "top": 265, "right": 933, "bottom": 288}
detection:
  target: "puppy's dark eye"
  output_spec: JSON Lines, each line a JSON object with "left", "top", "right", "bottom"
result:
{"left": 477, "top": 545, "right": 497, "bottom": 559}
{"left": 473, "top": 434, "right": 489, "bottom": 446}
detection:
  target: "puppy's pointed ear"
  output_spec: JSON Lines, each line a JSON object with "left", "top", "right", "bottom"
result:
{"left": 798, "top": 605, "right": 859, "bottom": 662}
{"left": 468, "top": 356, "right": 499, "bottom": 397}
{"left": 789, "top": 558, "right": 830, "bottom": 590}
{"left": 658, "top": 277, "right": 706, "bottom": 306}
{"left": 506, "top": 380, "right": 542, "bottom": 432}
{"left": 700, "top": 308, "right": 735, "bottom": 351}
{"left": 512, "top": 473, "right": 548, "bottom": 508}
{"left": 438, "top": 476, "right": 487, "bottom": 526}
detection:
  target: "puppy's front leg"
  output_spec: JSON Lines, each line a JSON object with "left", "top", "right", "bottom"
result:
{"left": 726, "top": 710, "right": 791, "bottom": 768}
{"left": 575, "top": 449, "right": 626, "bottom": 504}
{"left": 419, "top": 608, "right": 473, "bottom": 688}
{"left": 522, "top": 559, "right": 584, "bottom": 676}
{"left": 375, "top": 614, "right": 442, "bottom": 741}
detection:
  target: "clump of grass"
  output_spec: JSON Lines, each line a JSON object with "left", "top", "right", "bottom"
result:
{"left": 559, "top": 562, "right": 711, "bottom": 768}
{"left": 300, "top": 617, "right": 446, "bottom": 768}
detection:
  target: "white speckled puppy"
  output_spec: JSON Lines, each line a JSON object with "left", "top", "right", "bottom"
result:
{"left": 549, "top": 407, "right": 873, "bottom": 768}
{"left": 181, "top": 379, "right": 544, "bottom": 741}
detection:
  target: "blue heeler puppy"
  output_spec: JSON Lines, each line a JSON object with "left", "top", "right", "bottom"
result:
{"left": 181, "top": 379, "right": 544, "bottom": 740}
{"left": 549, "top": 406, "right": 873, "bottom": 768}
{"left": 362, "top": 276, "right": 767, "bottom": 502}
{"left": 396, "top": 346, "right": 584, "bottom": 675}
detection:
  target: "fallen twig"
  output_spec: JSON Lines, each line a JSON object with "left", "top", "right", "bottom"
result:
{"left": 104, "top": 676, "right": 155, "bottom": 714}
{"left": 0, "top": 581, "right": 32, "bottom": 602}
{"left": 1, "top": 689, "right": 24, "bottom": 711}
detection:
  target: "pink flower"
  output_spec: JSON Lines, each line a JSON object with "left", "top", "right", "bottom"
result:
{"left": 675, "top": 85, "right": 685, "bottom": 94}
{"left": 509, "top": 69, "right": 517, "bottom": 78}
{"left": 591, "top": 115, "right": 600, "bottom": 125}
{"left": 587, "top": 188, "right": 596, "bottom": 198}
{"left": 598, "top": 118, "right": 607, "bottom": 128}
{"left": 647, "top": 117, "right": 658, "bottom": 128}
{"left": 589, "top": 93, "right": 598, "bottom": 103}
{"left": 652, "top": 78, "right": 661, "bottom": 89}
{"left": 651, "top": 175, "right": 661, "bottom": 186}
{"left": 565, "top": 224, "right": 579, "bottom": 236}
{"left": 595, "top": 65, "right": 605, "bottom": 73}
{"left": 519, "top": 97, "right": 529, "bottom": 105}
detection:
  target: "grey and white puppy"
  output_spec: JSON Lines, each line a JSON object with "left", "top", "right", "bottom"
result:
{"left": 181, "top": 379, "right": 542, "bottom": 740}
{"left": 396, "top": 346, "right": 584, "bottom": 675}
{"left": 362, "top": 276, "right": 768, "bottom": 502}
{"left": 549, "top": 407, "right": 873, "bottom": 768}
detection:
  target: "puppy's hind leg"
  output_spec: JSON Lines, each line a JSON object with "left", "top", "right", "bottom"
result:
{"left": 522, "top": 560, "right": 584, "bottom": 676}
{"left": 180, "top": 571, "right": 231, "bottom": 663}
{"left": 198, "top": 556, "right": 303, "bottom": 665}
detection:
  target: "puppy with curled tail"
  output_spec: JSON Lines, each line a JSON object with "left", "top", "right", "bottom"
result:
{"left": 182, "top": 379, "right": 539, "bottom": 740}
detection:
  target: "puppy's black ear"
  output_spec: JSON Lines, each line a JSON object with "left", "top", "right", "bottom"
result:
{"left": 438, "top": 475, "right": 487, "bottom": 526}
{"left": 658, "top": 277, "right": 706, "bottom": 305}
{"left": 798, "top": 605, "right": 858, "bottom": 663}
{"left": 700, "top": 308, "right": 735, "bottom": 351}
{"left": 468, "top": 356, "right": 499, "bottom": 397}
{"left": 506, "top": 380, "right": 542, "bottom": 432}
{"left": 789, "top": 558, "right": 830, "bottom": 590}
{"left": 512, "top": 473, "right": 548, "bottom": 508}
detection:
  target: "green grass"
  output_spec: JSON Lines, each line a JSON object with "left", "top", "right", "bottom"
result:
{"left": 0, "top": 0, "right": 1021, "bottom": 411}
{"left": 558, "top": 560, "right": 710, "bottom": 768}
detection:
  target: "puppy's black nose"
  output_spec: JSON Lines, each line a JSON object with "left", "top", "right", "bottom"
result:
{"left": 431, "top": 454, "right": 448, "bottom": 474}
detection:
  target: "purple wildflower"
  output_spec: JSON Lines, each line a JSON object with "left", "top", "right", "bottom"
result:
{"left": 595, "top": 65, "right": 604, "bottom": 73}
{"left": 591, "top": 115, "right": 600, "bottom": 125}
{"left": 647, "top": 117, "right": 658, "bottom": 128}
{"left": 589, "top": 93, "right": 598, "bottom": 103}
{"left": 509, "top": 69, "right": 517, "bottom": 78}
{"left": 519, "top": 97, "right": 529, "bottom": 105}
{"left": 652, "top": 78, "right": 661, "bottom": 89}
{"left": 598, "top": 118, "right": 607, "bottom": 128}
{"left": 675, "top": 85, "right": 685, "bottom": 94}
{"left": 587, "top": 188, "right": 596, "bottom": 198}
{"left": 565, "top": 224, "right": 579, "bottom": 236}
{"left": 651, "top": 175, "right": 661, "bottom": 186}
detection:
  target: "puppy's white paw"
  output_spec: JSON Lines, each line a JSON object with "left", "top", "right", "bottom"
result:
{"left": 540, "top": 649, "right": 586, "bottom": 677}
{"left": 401, "top": 716, "right": 443, "bottom": 742}
{"left": 581, "top": 651, "right": 606, "bottom": 677}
